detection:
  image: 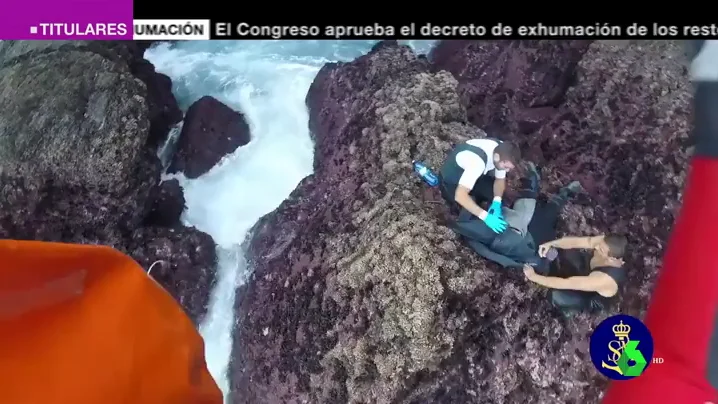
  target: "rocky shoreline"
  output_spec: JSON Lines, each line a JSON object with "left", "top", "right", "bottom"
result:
{"left": 232, "top": 40, "right": 692, "bottom": 403}
{"left": 0, "top": 41, "right": 250, "bottom": 325}
{"left": 0, "top": 40, "right": 692, "bottom": 403}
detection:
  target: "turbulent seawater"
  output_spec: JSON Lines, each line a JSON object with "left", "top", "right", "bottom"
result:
{"left": 144, "top": 40, "right": 434, "bottom": 402}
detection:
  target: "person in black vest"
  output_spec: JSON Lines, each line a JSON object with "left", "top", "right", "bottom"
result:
{"left": 439, "top": 138, "right": 521, "bottom": 233}
{"left": 523, "top": 234, "right": 628, "bottom": 313}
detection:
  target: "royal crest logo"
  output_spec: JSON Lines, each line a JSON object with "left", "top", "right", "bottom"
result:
{"left": 589, "top": 314, "right": 654, "bottom": 380}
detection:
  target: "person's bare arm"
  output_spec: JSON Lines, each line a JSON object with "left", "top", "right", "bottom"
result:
{"left": 524, "top": 267, "right": 611, "bottom": 292}
{"left": 455, "top": 155, "right": 490, "bottom": 219}
{"left": 455, "top": 186, "right": 489, "bottom": 219}
{"left": 492, "top": 177, "right": 506, "bottom": 201}
{"left": 543, "top": 235, "right": 604, "bottom": 250}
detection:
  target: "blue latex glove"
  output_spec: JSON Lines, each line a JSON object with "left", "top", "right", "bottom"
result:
{"left": 483, "top": 212, "right": 507, "bottom": 233}
{"left": 488, "top": 199, "right": 503, "bottom": 219}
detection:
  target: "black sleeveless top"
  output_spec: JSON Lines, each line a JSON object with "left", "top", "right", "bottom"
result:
{"left": 587, "top": 266, "right": 627, "bottom": 312}
{"left": 552, "top": 249, "right": 627, "bottom": 312}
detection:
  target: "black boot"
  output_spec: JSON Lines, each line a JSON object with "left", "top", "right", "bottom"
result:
{"left": 517, "top": 162, "right": 541, "bottom": 199}
{"left": 551, "top": 180, "right": 584, "bottom": 205}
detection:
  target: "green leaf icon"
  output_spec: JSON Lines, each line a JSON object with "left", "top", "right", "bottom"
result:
{"left": 617, "top": 340, "right": 647, "bottom": 377}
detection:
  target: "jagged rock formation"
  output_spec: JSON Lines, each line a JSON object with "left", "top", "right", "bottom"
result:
{"left": 145, "top": 179, "right": 186, "bottom": 227}
{"left": 168, "top": 95, "right": 252, "bottom": 179}
{"left": 0, "top": 40, "right": 216, "bottom": 324}
{"left": 231, "top": 40, "right": 692, "bottom": 404}
{"left": 429, "top": 40, "right": 592, "bottom": 145}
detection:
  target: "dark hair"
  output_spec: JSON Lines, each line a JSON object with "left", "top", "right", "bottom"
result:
{"left": 495, "top": 142, "right": 521, "bottom": 163}
{"left": 604, "top": 234, "right": 628, "bottom": 258}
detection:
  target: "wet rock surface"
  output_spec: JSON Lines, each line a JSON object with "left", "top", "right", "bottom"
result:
{"left": 232, "top": 40, "right": 692, "bottom": 403}
{"left": 430, "top": 40, "right": 592, "bottom": 145}
{"left": 129, "top": 57, "right": 184, "bottom": 148}
{"left": 0, "top": 40, "right": 216, "bottom": 325}
{"left": 168, "top": 95, "right": 252, "bottom": 179}
{"left": 0, "top": 40, "right": 183, "bottom": 149}
{"left": 146, "top": 179, "right": 186, "bottom": 227}
{"left": 126, "top": 225, "right": 216, "bottom": 323}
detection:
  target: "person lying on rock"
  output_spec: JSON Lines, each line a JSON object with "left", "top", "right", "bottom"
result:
{"left": 523, "top": 233, "right": 628, "bottom": 314}
{"left": 439, "top": 137, "right": 521, "bottom": 234}
{"left": 451, "top": 162, "right": 583, "bottom": 274}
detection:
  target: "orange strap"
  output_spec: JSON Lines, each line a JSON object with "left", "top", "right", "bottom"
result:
{"left": 0, "top": 240, "right": 222, "bottom": 404}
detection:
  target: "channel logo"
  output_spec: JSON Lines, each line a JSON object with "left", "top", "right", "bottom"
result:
{"left": 589, "top": 314, "right": 657, "bottom": 380}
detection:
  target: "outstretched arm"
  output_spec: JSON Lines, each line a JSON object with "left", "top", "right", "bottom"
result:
{"left": 602, "top": 40, "right": 718, "bottom": 404}
{"left": 542, "top": 235, "right": 603, "bottom": 250}
{"left": 524, "top": 266, "right": 607, "bottom": 292}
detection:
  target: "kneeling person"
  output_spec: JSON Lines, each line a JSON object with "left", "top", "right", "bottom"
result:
{"left": 439, "top": 137, "right": 521, "bottom": 233}
{"left": 523, "top": 234, "right": 628, "bottom": 313}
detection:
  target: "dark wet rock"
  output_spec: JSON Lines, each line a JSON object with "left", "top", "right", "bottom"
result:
{"left": 430, "top": 40, "right": 592, "bottom": 147}
{"left": 0, "top": 40, "right": 216, "bottom": 325}
{"left": 232, "top": 40, "right": 691, "bottom": 404}
{"left": 0, "top": 45, "right": 159, "bottom": 231}
{"left": 169, "top": 96, "right": 251, "bottom": 179}
{"left": 135, "top": 40, "right": 157, "bottom": 53}
{"left": 126, "top": 225, "right": 217, "bottom": 323}
{"left": 93, "top": 41, "right": 183, "bottom": 148}
{"left": 104, "top": 41, "right": 184, "bottom": 148}
{"left": 146, "top": 179, "right": 186, "bottom": 227}
{"left": 128, "top": 57, "right": 184, "bottom": 148}
{"left": 0, "top": 40, "right": 182, "bottom": 149}
{"left": 0, "top": 157, "right": 159, "bottom": 243}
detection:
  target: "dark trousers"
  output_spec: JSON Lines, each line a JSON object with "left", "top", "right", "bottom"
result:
{"left": 523, "top": 198, "right": 566, "bottom": 275}
{"left": 441, "top": 175, "right": 566, "bottom": 244}
{"left": 526, "top": 199, "right": 563, "bottom": 246}
{"left": 439, "top": 175, "right": 494, "bottom": 212}
{"left": 551, "top": 289, "right": 592, "bottom": 312}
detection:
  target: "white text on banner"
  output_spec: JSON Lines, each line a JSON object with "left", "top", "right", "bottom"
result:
{"left": 133, "top": 19, "right": 210, "bottom": 40}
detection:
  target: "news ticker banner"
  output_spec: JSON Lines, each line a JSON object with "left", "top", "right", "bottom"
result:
{"left": 3, "top": 3, "right": 718, "bottom": 41}
{"left": 136, "top": 21, "right": 718, "bottom": 40}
